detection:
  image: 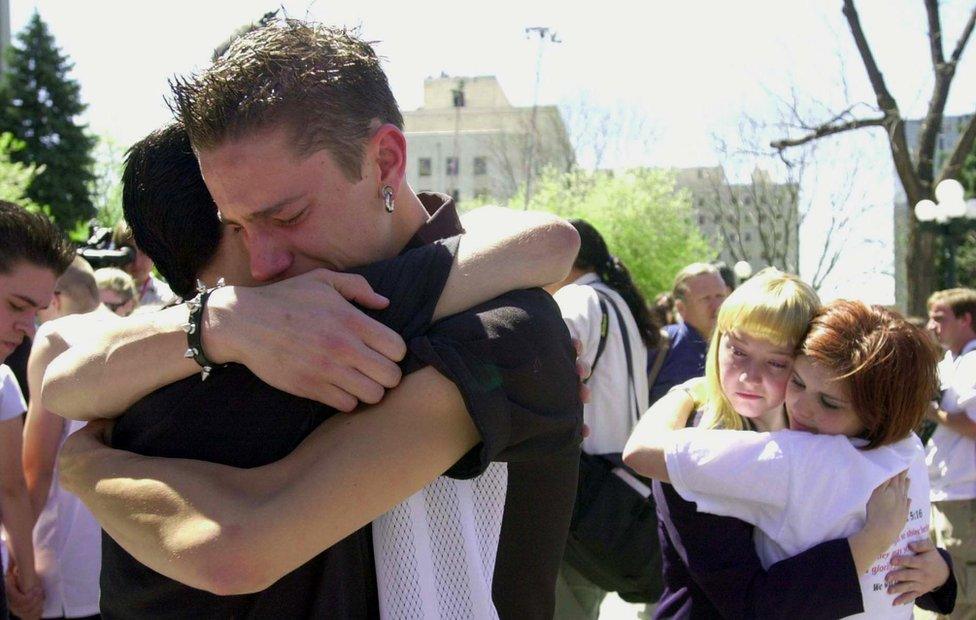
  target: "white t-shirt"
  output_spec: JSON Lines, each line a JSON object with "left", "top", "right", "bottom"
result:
{"left": 554, "top": 273, "right": 649, "bottom": 455}
{"left": 33, "top": 416, "right": 101, "bottom": 618}
{"left": 0, "top": 365, "right": 26, "bottom": 421}
{"left": 27, "top": 313, "right": 114, "bottom": 617}
{"left": 927, "top": 339, "right": 976, "bottom": 501}
{"left": 665, "top": 429, "right": 930, "bottom": 620}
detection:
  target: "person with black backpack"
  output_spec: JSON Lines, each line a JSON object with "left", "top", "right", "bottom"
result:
{"left": 546, "top": 219, "right": 665, "bottom": 619}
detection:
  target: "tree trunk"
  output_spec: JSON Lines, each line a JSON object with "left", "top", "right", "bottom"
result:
{"left": 906, "top": 216, "right": 938, "bottom": 316}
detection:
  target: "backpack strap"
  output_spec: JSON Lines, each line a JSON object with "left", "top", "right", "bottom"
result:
{"left": 647, "top": 327, "right": 671, "bottom": 390}
{"left": 594, "top": 289, "right": 641, "bottom": 425}
{"left": 587, "top": 296, "right": 611, "bottom": 381}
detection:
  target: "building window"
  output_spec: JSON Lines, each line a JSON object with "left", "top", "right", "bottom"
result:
{"left": 419, "top": 158, "right": 432, "bottom": 177}
{"left": 744, "top": 232, "right": 752, "bottom": 242}
{"left": 714, "top": 215, "right": 721, "bottom": 224}
{"left": 698, "top": 214, "right": 706, "bottom": 225}
{"left": 473, "top": 156, "right": 487, "bottom": 176}
{"left": 446, "top": 157, "right": 459, "bottom": 176}
{"left": 743, "top": 195, "right": 753, "bottom": 206}
{"left": 450, "top": 189, "right": 461, "bottom": 203}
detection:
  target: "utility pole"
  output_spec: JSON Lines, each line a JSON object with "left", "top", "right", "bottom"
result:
{"left": 523, "top": 26, "right": 561, "bottom": 209}
{"left": 452, "top": 78, "right": 465, "bottom": 202}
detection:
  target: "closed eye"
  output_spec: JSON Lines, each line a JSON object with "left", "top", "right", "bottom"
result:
{"left": 820, "top": 397, "right": 840, "bottom": 410}
{"left": 276, "top": 208, "right": 307, "bottom": 227}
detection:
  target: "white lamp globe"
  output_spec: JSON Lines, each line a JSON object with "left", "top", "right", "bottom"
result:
{"left": 915, "top": 199, "right": 937, "bottom": 222}
{"left": 733, "top": 261, "right": 753, "bottom": 280}
{"left": 935, "top": 179, "right": 965, "bottom": 205}
{"left": 947, "top": 196, "right": 968, "bottom": 218}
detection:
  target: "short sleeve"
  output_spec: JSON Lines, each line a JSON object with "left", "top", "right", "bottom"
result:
{"left": 0, "top": 365, "right": 27, "bottom": 421}
{"left": 405, "top": 288, "right": 584, "bottom": 479}
{"left": 552, "top": 284, "right": 602, "bottom": 370}
{"left": 349, "top": 236, "right": 460, "bottom": 340}
{"left": 665, "top": 428, "right": 794, "bottom": 531}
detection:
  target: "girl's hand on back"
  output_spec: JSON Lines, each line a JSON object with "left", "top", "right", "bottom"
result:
{"left": 885, "top": 538, "right": 951, "bottom": 606}
{"left": 848, "top": 472, "right": 910, "bottom": 574}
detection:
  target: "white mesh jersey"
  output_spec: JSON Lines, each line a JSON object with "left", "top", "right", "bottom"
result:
{"left": 373, "top": 462, "right": 508, "bottom": 619}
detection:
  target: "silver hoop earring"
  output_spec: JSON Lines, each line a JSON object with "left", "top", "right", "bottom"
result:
{"left": 382, "top": 186, "right": 395, "bottom": 213}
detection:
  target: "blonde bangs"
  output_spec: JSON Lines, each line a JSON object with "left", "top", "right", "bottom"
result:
{"left": 699, "top": 268, "right": 820, "bottom": 430}
{"left": 716, "top": 294, "right": 810, "bottom": 350}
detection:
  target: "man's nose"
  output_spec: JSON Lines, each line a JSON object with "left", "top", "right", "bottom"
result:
{"left": 247, "top": 232, "right": 293, "bottom": 283}
{"left": 14, "top": 314, "right": 36, "bottom": 341}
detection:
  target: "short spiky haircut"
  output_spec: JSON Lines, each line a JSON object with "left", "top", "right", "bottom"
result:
{"left": 170, "top": 19, "right": 403, "bottom": 181}
{"left": 122, "top": 124, "right": 222, "bottom": 299}
{"left": 0, "top": 201, "right": 73, "bottom": 276}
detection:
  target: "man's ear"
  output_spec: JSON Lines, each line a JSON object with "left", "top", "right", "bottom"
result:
{"left": 370, "top": 123, "right": 407, "bottom": 192}
{"left": 673, "top": 298, "right": 686, "bottom": 320}
{"left": 962, "top": 310, "right": 975, "bottom": 330}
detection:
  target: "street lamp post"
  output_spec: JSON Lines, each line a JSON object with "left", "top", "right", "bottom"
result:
{"left": 914, "top": 179, "right": 976, "bottom": 288}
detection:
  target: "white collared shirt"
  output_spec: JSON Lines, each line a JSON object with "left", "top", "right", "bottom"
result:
{"left": 928, "top": 338, "right": 976, "bottom": 500}
{"left": 553, "top": 272, "right": 650, "bottom": 456}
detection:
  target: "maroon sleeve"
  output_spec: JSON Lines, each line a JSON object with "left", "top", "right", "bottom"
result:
{"left": 916, "top": 547, "right": 957, "bottom": 615}
{"left": 655, "top": 480, "right": 864, "bottom": 619}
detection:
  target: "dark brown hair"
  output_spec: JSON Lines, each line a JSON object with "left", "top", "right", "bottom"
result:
{"left": 170, "top": 19, "right": 403, "bottom": 181}
{"left": 801, "top": 300, "right": 939, "bottom": 448}
{"left": 0, "top": 201, "right": 73, "bottom": 276}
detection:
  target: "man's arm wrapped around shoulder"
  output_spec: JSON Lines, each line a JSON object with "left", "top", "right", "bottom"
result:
{"left": 404, "top": 287, "right": 584, "bottom": 479}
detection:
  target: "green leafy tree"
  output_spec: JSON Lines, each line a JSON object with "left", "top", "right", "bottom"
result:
{"left": 0, "top": 132, "right": 44, "bottom": 211}
{"left": 89, "top": 135, "right": 124, "bottom": 229}
{"left": 515, "top": 167, "right": 714, "bottom": 297}
{"left": 956, "top": 148, "right": 976, "bottom": 288}
{"left": 0, "top": 12, "right": 95, "bottom": 230}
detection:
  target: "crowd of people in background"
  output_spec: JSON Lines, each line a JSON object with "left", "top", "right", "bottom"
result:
{"left": 0, "top": 14, "right": 972, "bottom": 620}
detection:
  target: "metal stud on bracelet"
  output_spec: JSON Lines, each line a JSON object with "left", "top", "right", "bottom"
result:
{"left": 185, "top": 277, "right": 226, "bottom": 380}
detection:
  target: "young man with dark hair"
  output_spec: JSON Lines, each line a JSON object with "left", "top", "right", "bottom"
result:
{"left": 50, "top": 80, "right": 582, "bottom": 619}
{"left": 0, "top": 201, "right": 73, "bottom": 619}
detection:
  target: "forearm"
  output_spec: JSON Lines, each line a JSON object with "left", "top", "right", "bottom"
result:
{"left": 59, "top": 439, "right": 260, "bottom": 594}
{"left": 0, "top": 485, "right": 38, "bottom": 584}
{"left": 24, "top": 468, "right": 52, "bottom": 522}
{"left": 932, "top": 407, "right": 976, "bottom": 439}
{"left": 43, "top": 304, "right": 201, "bottom": 420}
{"left": 435, "top": 209, "right": 579, "bottom": 320}
{"left": 61, "top": 367, "right": 478, "bottom": 594}
{"left": 848, "top": 526, "right": 891, "bottom": 574}
{"left": 622, "top": 389, "right": 695, "bottom": 479}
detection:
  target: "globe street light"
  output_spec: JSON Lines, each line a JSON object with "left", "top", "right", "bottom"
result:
{"left": 915, "top": 179, "right": 976, "bottom": 288}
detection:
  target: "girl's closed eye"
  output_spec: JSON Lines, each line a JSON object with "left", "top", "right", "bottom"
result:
{"left": 820, "top": 396, "right": 840, "bottom": 410}
{"left": 790, "top": 374, "right": 804, "bottom": 389}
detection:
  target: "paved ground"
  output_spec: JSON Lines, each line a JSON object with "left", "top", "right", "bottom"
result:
{"left": 597, "top": 593, "right": 645, "bottom": 619}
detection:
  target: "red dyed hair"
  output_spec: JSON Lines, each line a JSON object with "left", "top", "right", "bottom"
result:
{"left": 801, "top": 300, "right": 939, "bottom": 448}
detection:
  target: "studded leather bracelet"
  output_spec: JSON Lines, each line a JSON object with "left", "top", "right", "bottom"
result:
{"left": 183, "top": 278, "right": 225, "bottom": 380}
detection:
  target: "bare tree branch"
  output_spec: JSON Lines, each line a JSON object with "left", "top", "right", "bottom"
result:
{"left": 924, "top": 0, "right": 945, "bottom": 67}
{"left": 770, "top": 115, "right": 885, "bottom": 149}
{"left": 950, "top": 6, "right": 976, "bottom": 63}
{"left": 936, "top": 112, "right": 976, "bottom": 184}
{"left": 842, "top": 0, "right": 923, "bottom": 203}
